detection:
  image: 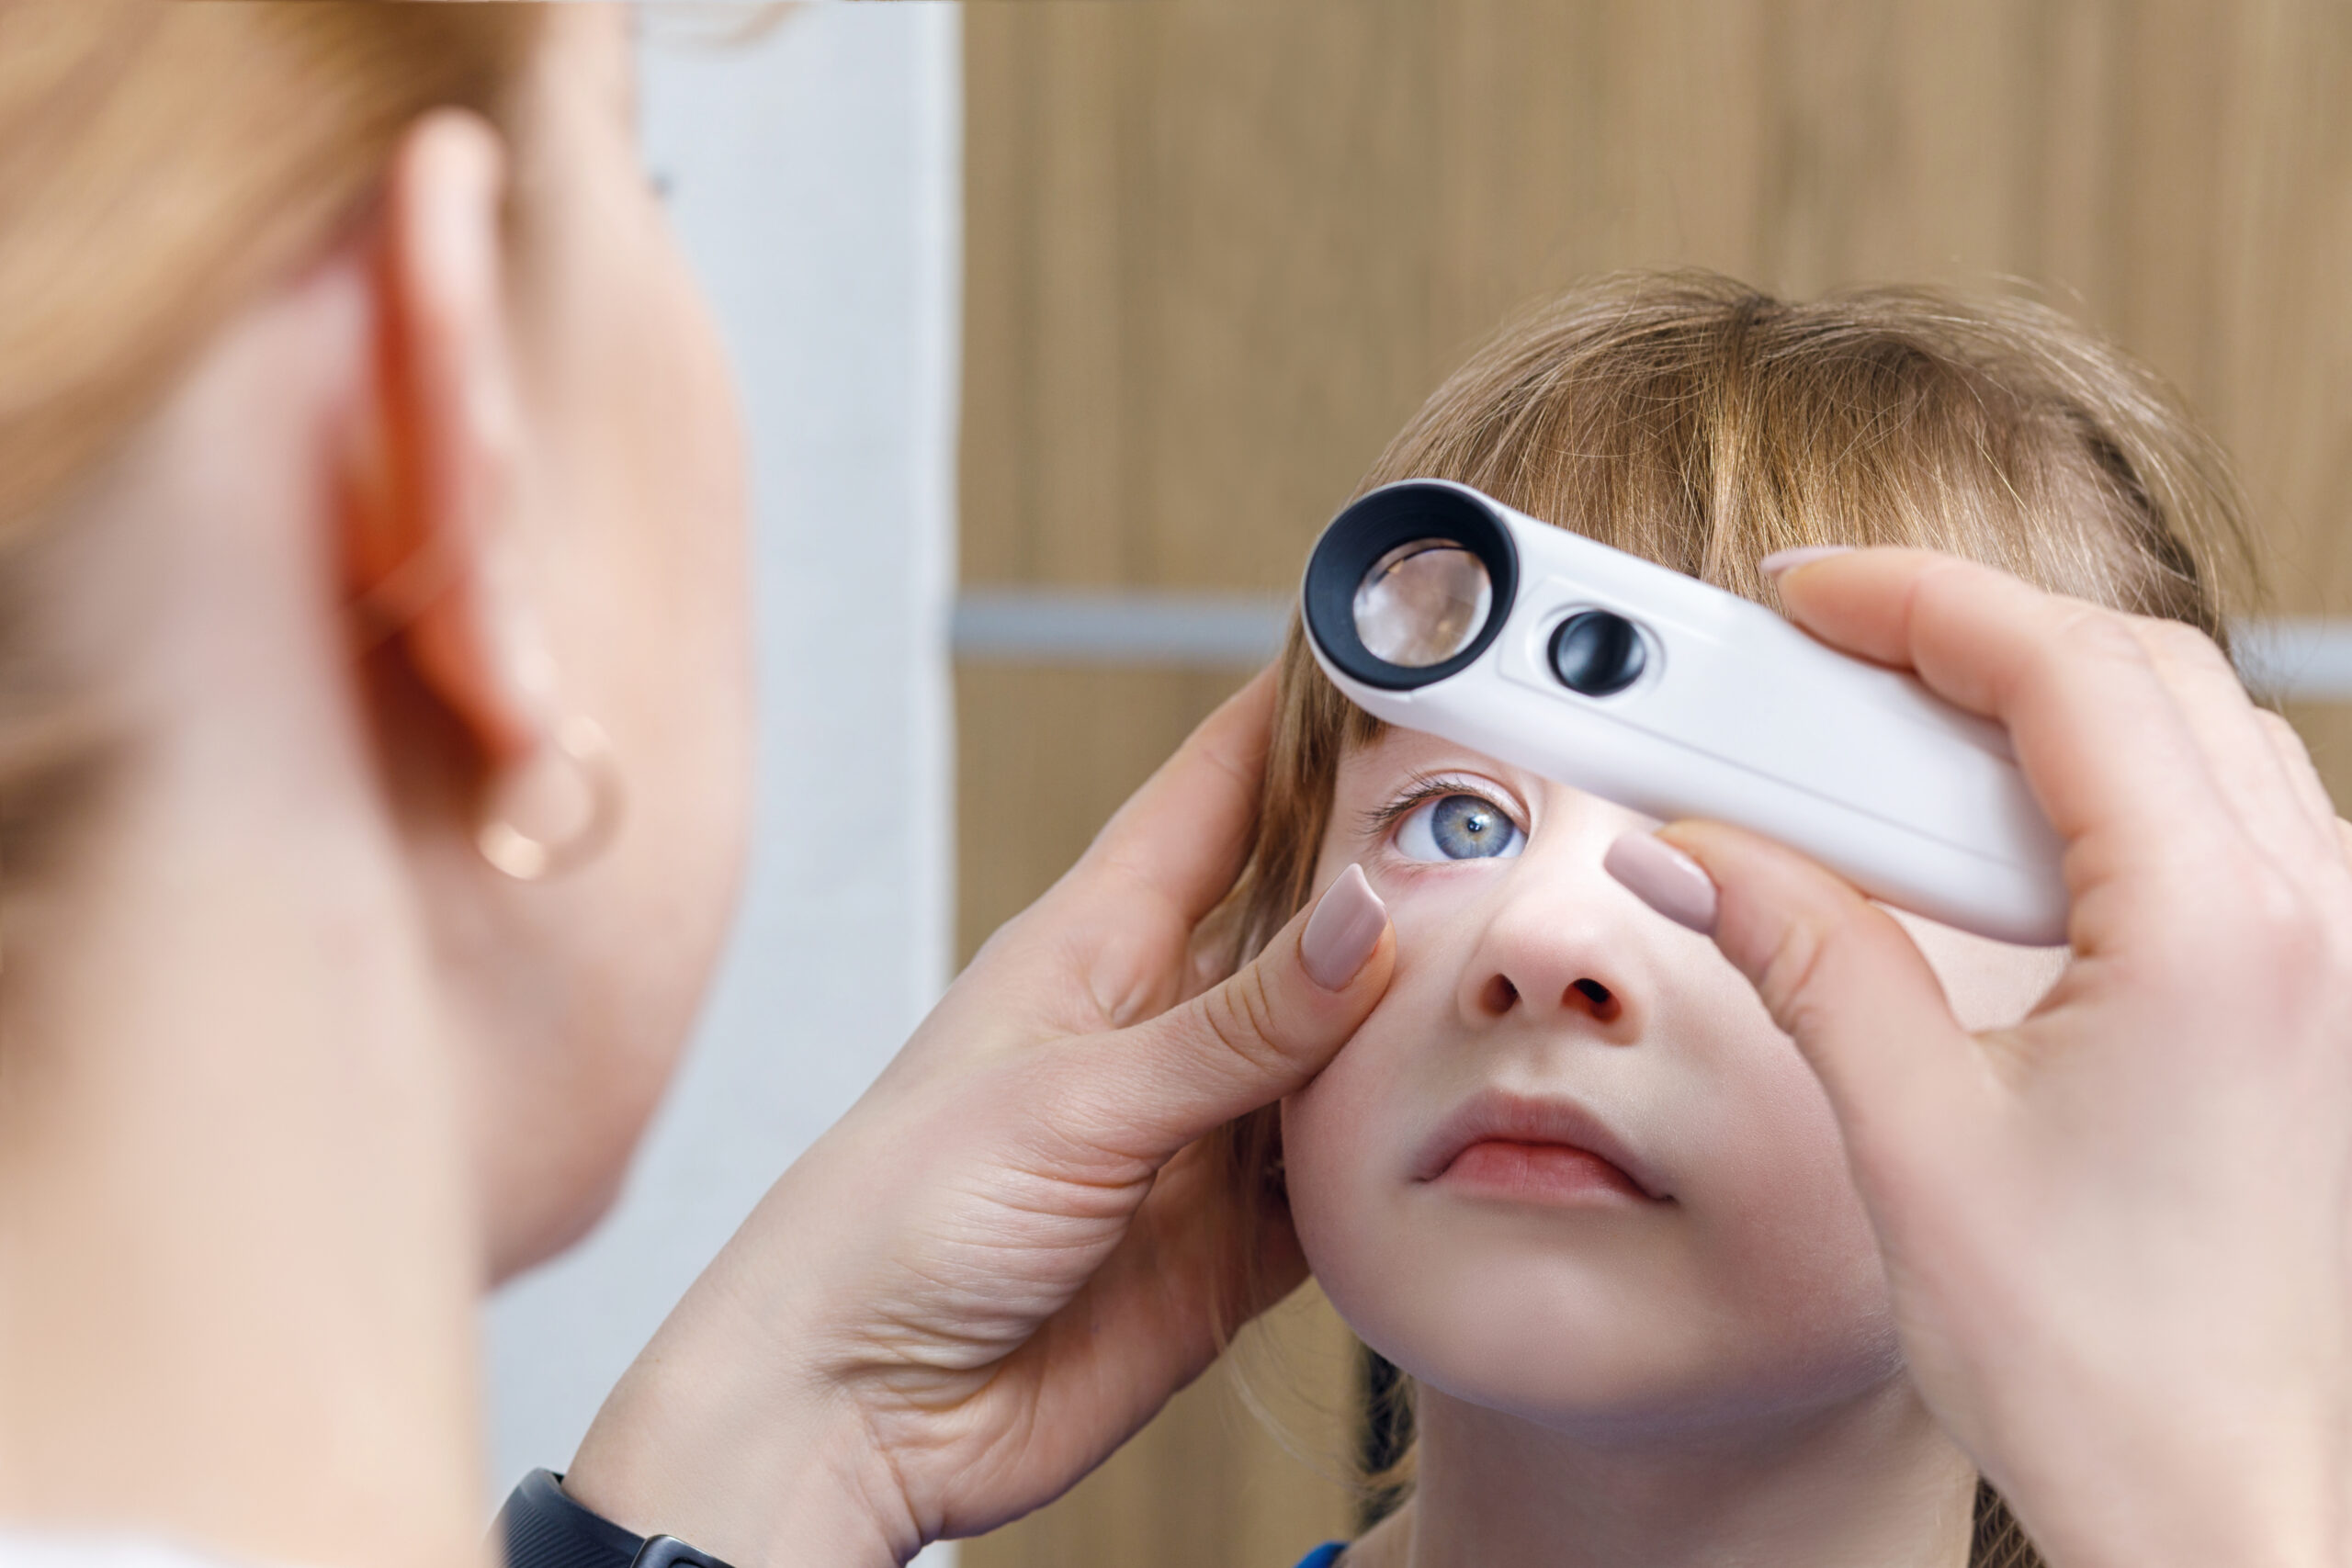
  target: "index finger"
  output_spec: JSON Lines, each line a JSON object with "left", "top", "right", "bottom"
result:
{"left": 1075, "top": 663, "right": 1279, "bottom": 926}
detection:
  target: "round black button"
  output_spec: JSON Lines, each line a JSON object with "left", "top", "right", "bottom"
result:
{"left": 1548, "top": 610, "right": 1646, "bottom": 695}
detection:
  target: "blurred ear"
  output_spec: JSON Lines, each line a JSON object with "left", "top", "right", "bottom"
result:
{"left": 344, "top": 107, "right": 554, "bottom": 771}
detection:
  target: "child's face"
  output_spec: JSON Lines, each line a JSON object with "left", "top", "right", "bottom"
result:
{"left": 1283, "top": 727, "right": 2062, "bottom": 1438}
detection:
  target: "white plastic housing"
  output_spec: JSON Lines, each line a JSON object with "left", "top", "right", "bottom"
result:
{"left": 1304, "top": 480, "right": 2068, "bottom": 945}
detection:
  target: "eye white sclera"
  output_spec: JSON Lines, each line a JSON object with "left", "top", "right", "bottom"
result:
{"left": 1352, "top": 541, "right": 1492, "bottom": 668}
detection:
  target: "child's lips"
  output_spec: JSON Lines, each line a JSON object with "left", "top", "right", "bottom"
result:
{"left": 1436, "top": 1139, "right": 1652, "bottom": 1203}
{"left": 1413, "top": 1088, "right": 1670, "bottom": 1202}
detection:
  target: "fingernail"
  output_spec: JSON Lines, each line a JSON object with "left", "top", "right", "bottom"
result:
{"left": 1758, "top": 545, "right": 1854, "bottom": 581}
{"left": 1603, "top": 833, "right": 1718, "bottom": 936}
{"left": 1301, "top": 863, "right": 1388, "bottom": 990}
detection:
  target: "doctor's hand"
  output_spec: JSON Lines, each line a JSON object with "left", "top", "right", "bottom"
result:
{"left": 1630, "top": 551, "right": 2352, "bottom": 1568}
{"left": 563, "top": 670, "right": 1394, "bottom": 1568}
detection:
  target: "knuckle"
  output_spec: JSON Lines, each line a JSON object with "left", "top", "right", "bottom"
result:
{"left": 2168, "top": 858, "right": 2331, "bottom": 987}
{"left": 2133, "top": 614, "right": 2225, "bottom": 670}
{"left": 1996, "top": 604, "right": 2148, "bottom": 715}
{"left": 1197, "top": 964, "right": 1290, "bottom": 1079}
{"left": 2136, "top": 615, "right": 2254, "bottom": 704}
{"left": 1910, "top": 552, "right": 2002, "bottom": 613}
{"left": 2256, "top": 707, "right": 2318, "bottom": 769}
{"left": 2051, "top": 604, "right": 2154, "bottom": 671}
{"left": 1750, "top": 903, "right": 1841, "bottom": 1043}
{"left": 2245, "top": 870, "right": 2320, "bottom": 955}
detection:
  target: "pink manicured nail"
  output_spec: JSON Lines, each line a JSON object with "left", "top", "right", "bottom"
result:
{"left": 1603, "top": 833, "right": 1718, "bottom": 936}
{"left": 1758, "top": 545, "right": 1854, "bottom": 581}
{"left": 1301, "top": 863, "right": 1388, "bottom": 990}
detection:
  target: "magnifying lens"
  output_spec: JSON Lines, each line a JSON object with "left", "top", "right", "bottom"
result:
{"left": 1351, "top": 542, "right": 1491, "bottom": 668}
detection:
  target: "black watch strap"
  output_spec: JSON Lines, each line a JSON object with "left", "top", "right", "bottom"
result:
{"left": 496, "top": 1468, "right": 738, "bottom": 1568}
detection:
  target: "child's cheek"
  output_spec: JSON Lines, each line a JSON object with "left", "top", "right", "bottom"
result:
{"left": 1363, "top": 860, "right": 1507, "bottom": 959}
{"left": 1280, "top": 998, "right": 1429, "bottom": 1317}
{"left": 1680, "top": 1035, "right": 1900, "bottom": 1363}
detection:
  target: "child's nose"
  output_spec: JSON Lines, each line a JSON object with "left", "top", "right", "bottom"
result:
{"left": 1461, "top": 898, "right": 1645, "bottom": 1040}
{"left": 1452, "top": 787, "right": 1658, "bottom": 1038}
{"left": 1474, "top": 970, "right": 1622, "bottom": 1024}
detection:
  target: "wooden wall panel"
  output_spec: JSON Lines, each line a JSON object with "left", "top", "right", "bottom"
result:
{"left": 966, "top": 0, "right": 2352, "bottom": 614}
{"left": 958, "top": 5, "right": 2352, "bottom": 1564}
{"left": 954, "top": 664, "right": 1250, "bottom": 952}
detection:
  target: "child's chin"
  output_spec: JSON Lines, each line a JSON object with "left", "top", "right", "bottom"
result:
{"left": 1383, "top": 1320, "right": 1739, "bottom": 1434}
{"left": 1374, "top": 1303, "right": 1916, "bottom": 1445}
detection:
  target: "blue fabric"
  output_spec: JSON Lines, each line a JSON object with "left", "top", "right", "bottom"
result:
{"left": 1294, "top": 1546, "right": 1346, "bottom": 1568}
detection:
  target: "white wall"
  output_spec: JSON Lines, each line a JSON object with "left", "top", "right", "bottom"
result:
{"left": 486, "top": 8, "right": 960, "bottom": 1562}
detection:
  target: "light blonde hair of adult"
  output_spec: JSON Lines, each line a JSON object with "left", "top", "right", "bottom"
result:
{"left": 0, "top": 0, "right": 544, "bottom": 860}
{"left": 1215, "top": 273, "right": 2259, "bottom": 1568}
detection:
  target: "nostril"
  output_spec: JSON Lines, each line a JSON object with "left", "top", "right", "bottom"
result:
{"left": 1569, "top": 977, "right": 1622, "bottom": 1023}
{"left": 1478, "top": 974, "right": 1519, "bottom": 1017}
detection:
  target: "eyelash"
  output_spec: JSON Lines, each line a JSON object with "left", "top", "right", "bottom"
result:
{"left": 1361, "top": 773, "right": 1525, "bottom": 846}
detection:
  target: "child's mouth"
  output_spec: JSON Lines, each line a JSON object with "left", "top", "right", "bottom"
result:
{"left": 1436, "top": 1138, "right": 1652, "bottom": 1204}
{"left": 1414, "top": 1089, "right": 1669, "bottom": 1203}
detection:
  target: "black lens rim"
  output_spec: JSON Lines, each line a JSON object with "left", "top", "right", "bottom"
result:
{"left": 1304, "top": 482, "right": 1520, "bottom": 691}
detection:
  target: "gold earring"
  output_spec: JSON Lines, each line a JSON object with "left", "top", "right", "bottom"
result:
{"left": 476, "top": 716, "right": 626, "bottom": 881}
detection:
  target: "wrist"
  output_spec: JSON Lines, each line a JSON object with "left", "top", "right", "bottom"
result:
{"left": 565, "top": 1319, "right": 914, "bottom": 1568}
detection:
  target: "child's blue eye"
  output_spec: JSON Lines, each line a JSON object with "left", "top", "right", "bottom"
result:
{"left": 1395, "top": 794, "right": 1524, "bottom": 862}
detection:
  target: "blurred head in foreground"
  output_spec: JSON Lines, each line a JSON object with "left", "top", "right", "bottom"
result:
{"left": 0, "top": 3, "right": 753, "bottom": 1275}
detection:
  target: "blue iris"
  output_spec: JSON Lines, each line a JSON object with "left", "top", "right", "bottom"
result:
{"left": 1396, "top": 793, "right": 1524, "bottom": 862}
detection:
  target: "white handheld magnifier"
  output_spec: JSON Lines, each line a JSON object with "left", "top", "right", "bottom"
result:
{"left": 1301, "top": 479, "right": 2068, "bottom": 945}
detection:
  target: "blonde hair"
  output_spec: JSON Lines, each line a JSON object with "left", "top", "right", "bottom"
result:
{"left": 1217, "top": 272, "right": 2256, "bottom": 1568}
{"left": 0, "top": 0, "right": 545, "bottom": 853}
